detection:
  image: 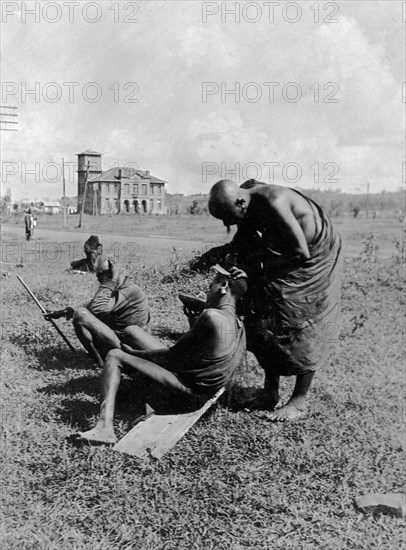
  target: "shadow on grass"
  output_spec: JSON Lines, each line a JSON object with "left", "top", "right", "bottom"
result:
{"left": 8, "top": 333, "right": 96, "bottom": 372}
{"left": 152, "top": 325, "right": 183, "bottom": 341}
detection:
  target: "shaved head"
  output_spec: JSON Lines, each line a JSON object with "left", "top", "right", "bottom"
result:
{"left": 208, "top": 180, "right": 239, "bottom": 218}
{"left": 208, "top": 180, "right": 249, "bottom": 229}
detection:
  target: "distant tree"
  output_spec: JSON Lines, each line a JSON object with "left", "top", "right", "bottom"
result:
{"left": 352, "top": 206, "right": 360, "bottom": 218}
{"left": 189, "top": 200, "right": 200, "bottom": 215}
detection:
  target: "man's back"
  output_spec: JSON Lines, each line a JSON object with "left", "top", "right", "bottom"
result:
{"left": 242, "top": 182, "right": 323, "bottom": 246}
{"left": 169, "top": 307, "right": 246, "bottom": 394}
{"left": 87, "top": 277, "right": 150, "bottom": 331}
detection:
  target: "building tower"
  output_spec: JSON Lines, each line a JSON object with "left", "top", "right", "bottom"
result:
{"left": 76, "top": 150, "right": 102, "bottom": 213}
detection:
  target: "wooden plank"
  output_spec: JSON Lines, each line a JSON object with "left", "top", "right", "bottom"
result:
{"left": 113, "top": 387, "right": 224, "bottom": 459}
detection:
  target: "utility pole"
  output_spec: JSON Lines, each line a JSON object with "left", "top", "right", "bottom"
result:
{"left": 117, "top": 168, "right": 122, "bottom": 214}
{"left": 62, "top": 158, "right": 67, "bottom": 228}
{"left": 0, "top": 106, "right": 18, "bottom": 132}
{"left": 78, "top": 161, "right": 90, "bottom": 228}
{"left": 366, "top": 181, "right": 370, "bottom": 218}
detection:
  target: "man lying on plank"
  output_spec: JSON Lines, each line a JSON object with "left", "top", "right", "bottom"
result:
{"left": 44, "top": 254, "right": 150, "bottom": 367}
{"left": 77, "top": 269, "right": 247, "bottom": 444}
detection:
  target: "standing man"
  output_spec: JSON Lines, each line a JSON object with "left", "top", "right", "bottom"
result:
{"left": 23, "top": 208, "right": 34, "bottom": 241}
{"left": 196, "top": 179, "right": 342, "bottom": 421}
{"left": 44, "top": 254, "right": 151, "bottom": 366}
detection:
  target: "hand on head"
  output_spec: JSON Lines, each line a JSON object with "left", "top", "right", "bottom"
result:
{"left": 228, "top": 266, "right": 248, "bottom": 279}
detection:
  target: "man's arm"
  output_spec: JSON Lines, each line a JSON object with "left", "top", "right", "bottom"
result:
{"left": 43, "top": 306, "right": 74, "bottom": 321}
{"left": 86, "top": 259, "right": 121, "bottom": 317}
{"left": 86, "top": 280, "right": 117, "bottom": 317}
{"left": 239, "top": 199, "right": 310, "bottom": 276}
{"left": 169, "top": 310, "right": 215, "bottom": 357}
{"left": 190, "top": 243, "right": 235, "bottom": 271}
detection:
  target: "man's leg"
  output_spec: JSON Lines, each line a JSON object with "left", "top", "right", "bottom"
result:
{"left": 268, "top": 371, "right": 315, "bottom": 421}
{"left": 70, "top": 258, "right": 88, "bottom": 270}
{"left": 120, "top": 325, "right": 162, "bottom": 350}
{"left": 240, "top": 351, "right": 281, "bottom": 410}
{"left": 78, "top": 349, "right": 193, "bottom": 444}
{"left": 73, "top": 308, "right": 121, "bottom": 367}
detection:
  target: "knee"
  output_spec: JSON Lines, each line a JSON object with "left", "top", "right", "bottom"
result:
{"left": 105, "top": 348, "right": 124, "bottom": 366}
{"left": 72, "top": 307, "right": 89, "bottom": 326}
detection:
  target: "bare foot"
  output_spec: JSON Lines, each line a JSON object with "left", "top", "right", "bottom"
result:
{"left": 268, "top": 397, "right": 307, "bottom": 422}
{"left": 76, "top": 427, "right": 117, "bottom": 445}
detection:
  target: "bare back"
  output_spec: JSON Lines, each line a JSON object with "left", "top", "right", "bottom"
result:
{"left": 247, "top": 183, "right": 322, "bottom": 246}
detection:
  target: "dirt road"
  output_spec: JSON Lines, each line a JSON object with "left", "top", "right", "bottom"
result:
{"left": 1, "top": 224, "right": 221, "bottom": 266}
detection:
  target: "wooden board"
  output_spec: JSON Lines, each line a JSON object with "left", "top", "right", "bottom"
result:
{"left": 113, "top": 387, "right": 225, "bottom": 459}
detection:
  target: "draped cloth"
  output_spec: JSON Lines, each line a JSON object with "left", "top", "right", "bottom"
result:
{"left": 234, "top": 183, "right": 343, "bottom": 375}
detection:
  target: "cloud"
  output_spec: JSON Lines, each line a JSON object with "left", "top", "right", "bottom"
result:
{"left": 1, "top": 3, "right": 403, "bottom": 199}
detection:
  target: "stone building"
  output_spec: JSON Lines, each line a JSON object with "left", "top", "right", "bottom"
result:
{"left": 77, "top": 150, "right": 167, "bottom": 215}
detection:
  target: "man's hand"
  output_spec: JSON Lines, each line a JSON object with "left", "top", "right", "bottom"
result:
{"left": 183, "top": 305, "right": 202, "bottom": 329}
{"left": 121, "top": 343, "right": 148, "bottom": 358}
{"left": 228, "top": 266, "right": 249, "bottom": 279}
{"left": 108, "top": 256, "right": 121, "bottom": 284}
{"left": 190, "top": 244, "right": 231, "bottom": 271}
{"left": 43, "top": 307, "right": 74, "bottom": 321}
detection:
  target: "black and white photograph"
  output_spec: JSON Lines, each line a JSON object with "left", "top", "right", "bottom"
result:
{"left": 1, "top": 1, "right": 405, "bottom": 548}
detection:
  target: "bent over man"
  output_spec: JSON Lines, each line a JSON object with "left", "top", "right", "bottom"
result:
{"left": 77, "top": 272, "right": 247, "bottom": 444}
{"left": 44, "top": 254, "right": 150, "bottom": 366}
{"left": 197, "top": 179, "right": 342, "bottom": 421}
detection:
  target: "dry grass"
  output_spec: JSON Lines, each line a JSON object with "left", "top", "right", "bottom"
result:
{"left": 1, "top": 217, "right": 405, "bottom": 549}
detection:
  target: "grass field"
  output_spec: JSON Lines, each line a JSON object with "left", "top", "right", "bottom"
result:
{"left": 1, "top": 215, "right": 405, "bottom": 549}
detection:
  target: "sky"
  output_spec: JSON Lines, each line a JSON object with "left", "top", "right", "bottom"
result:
{"left": 1, "top": 0, "right": 405, "bottom": 200}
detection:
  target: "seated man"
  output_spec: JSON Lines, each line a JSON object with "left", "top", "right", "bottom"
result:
{"left": 44, "top": 254, "right": 150, "bottom": 367}
{"left": 77, "top": 271, "right": 247, "bottom": 444}
{"left": 70, "top": 235, "right": 103, "bottom": 272}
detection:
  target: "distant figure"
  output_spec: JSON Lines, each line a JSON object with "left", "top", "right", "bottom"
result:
{"left": 70, "top": 235, "right": 103, "bottom": 272}
{"left": 44, "top": 255, "right": 151, "bottom": 367}
{"left": 76, "top": 271, "right": 247, "bottom": 444}
{"left": 23, "top": 208, "right": 34, "bottom": 241}
{"left": 195, "top": 179, "right": 343, "bottom": 421}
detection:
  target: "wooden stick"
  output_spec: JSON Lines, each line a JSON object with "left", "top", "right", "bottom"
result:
{"left": 16, "top": 275, "right": 75, "bottom": 351}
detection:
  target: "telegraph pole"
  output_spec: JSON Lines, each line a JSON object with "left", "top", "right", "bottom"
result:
{"left": 78, "top": 161, "right": 90, "bottom": 228}
{"left": 0, "top": 106, "right": 18, "bottom": 132}
{"left": 366, "top": 182, "right": 370, "bottom": 218}
{"left": 62, "top": 158, "right": 67, "bottom": 228}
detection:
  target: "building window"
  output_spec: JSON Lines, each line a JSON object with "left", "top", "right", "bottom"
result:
{"left": 141, "top": 184, "right": 147, "bottom": 195}
{"left": 124, "top": 183, "right": 130, "bottom": 195}
{"left": 157, "top": 199, "right": 161, "bottom": 211}
{"left": 157, "top": 185, "right": 162, "bottom": 195}
{"left": 133, "top": 183, "right": 138, "bottom": 194}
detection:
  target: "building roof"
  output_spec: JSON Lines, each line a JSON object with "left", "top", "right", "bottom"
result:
{"left": 76, "top": 149, "right": 103, "bottom": 156}
{"left": 44, "top": 201, "right": 61, "bottom": 207}
{"left": 89, "top": 167, "right": 167, "bottom": 185}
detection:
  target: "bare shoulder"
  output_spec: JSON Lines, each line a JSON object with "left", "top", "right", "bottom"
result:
{"left": 199, "top": 308, "right": 225, "bottom": 324}
{"left": 256, "top": 184, "right": 314, "bottom": 214}
{"left": 196, "top": 308, "right": 230, "bottom": 332}
{"left": 254, "top": 183, "right": 291, "bottom": 208}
